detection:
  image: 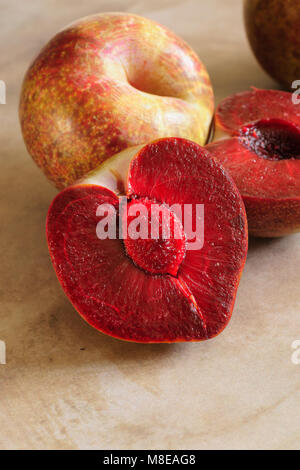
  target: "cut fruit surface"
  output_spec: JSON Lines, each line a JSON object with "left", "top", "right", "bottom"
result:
{"left": 216, "top": 88, "right": 300, "bottom": 136}
{"left": 122, "top": 197, "right": 186, "bottom": 276}
{"left": 47, "top": 138, "right": 248, "bottom": 343}
{"left": 239, "top": 119, "right": 300, "bottom": 161}
{"left": 207, "top": 89, "right": 300, "bottom": 237}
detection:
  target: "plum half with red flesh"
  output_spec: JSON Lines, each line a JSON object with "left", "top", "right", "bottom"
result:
{"left": 206, "top": 88, "right": 300, "bottom": 237}
{"left": 47, "top": 138, "right": 248, "bottom": 343}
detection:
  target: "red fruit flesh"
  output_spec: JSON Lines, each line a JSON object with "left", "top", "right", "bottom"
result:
{"left": 47, "top": 138, "right": 248, "bottom": 343}
{"left": 128, "top": 139, "right": 248, "bottom": 339}
{"left": 47, "top": 185, "right": 206, "bottom": 342}
{"left": 207, "top": 89, "right": 300, "bottom": 237}
{"left": 239, "top": 119, "right": 300, "bottom": 161}
{"left": 216, "top": 88, "right": 300, "bottom": 135}
{"left": 122, "top": 198, "right": 186, "bottom": 276}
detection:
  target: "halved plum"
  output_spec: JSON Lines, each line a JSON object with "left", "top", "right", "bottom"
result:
{"left": 207, "top": 88, "right": 300, "bottom": 237}
{"left": 47, "top": 138, "right": 248, "bottom": 343}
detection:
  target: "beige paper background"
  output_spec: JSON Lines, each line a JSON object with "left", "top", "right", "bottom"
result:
{"left": 0, "top": 0, "right": 300, "bottom": 450}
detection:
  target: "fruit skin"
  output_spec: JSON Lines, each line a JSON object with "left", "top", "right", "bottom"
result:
{"left": 20, "top": 12, "right": 214, "bottom": 189}
{"left": 207, "top": 88, "right": 300, "bottom": 237}
{"left": 47, "top": 138, "right": 248, "bottom": 343}
{"left": 244, "top": 0, "right": 300, "bottom": 88}
{"left": 79, "top": 145, "right": 143, "bottom": 195}
{"left": 242, "top": 197, "right": 300, "bottom": 238}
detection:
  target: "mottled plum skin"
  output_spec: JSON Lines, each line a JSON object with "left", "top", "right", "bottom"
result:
{"left": 20, "top": 12, "right": 214, "bottom": 189}
{"left": 244, "top": 0, "right": 300, "bottom": 88}
{"left": 47, "top": 138, "right": 248, "bottom": 343}
{"left": 207, "top": 89, "right": 300, "bottom": 237}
